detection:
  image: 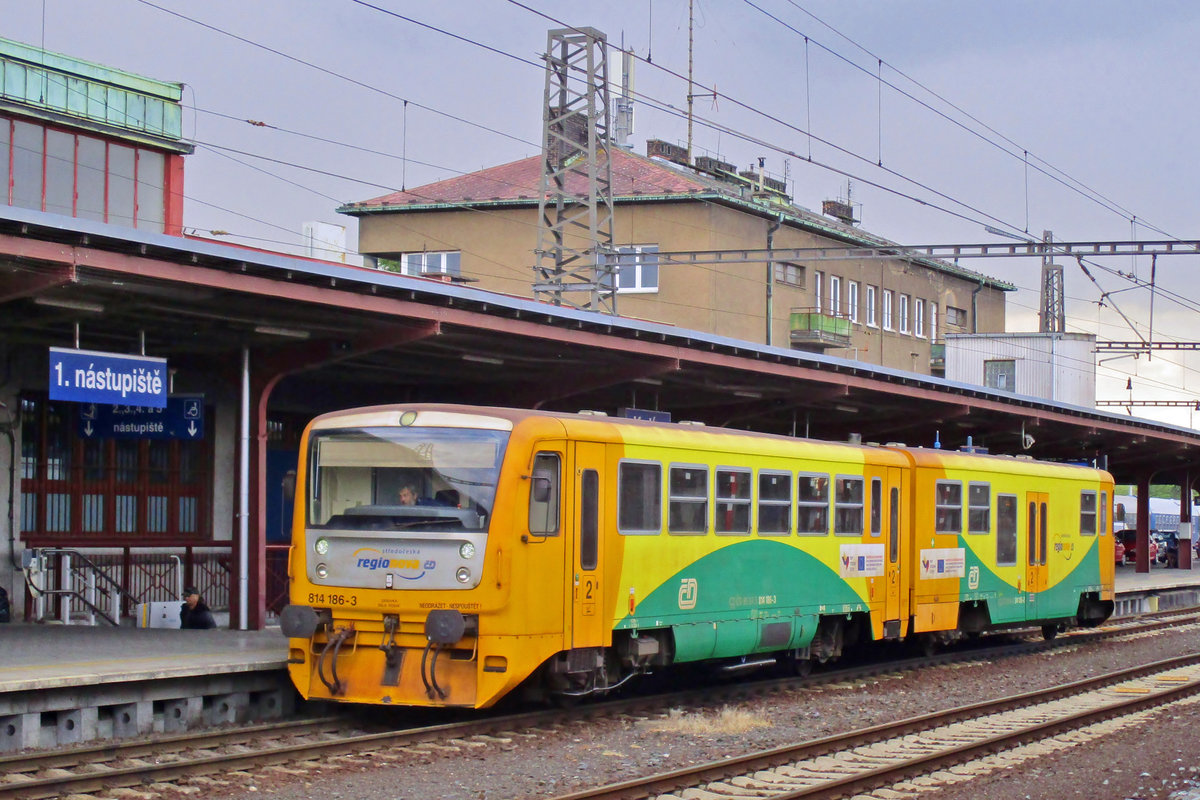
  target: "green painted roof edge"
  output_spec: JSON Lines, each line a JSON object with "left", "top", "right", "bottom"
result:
{"left": 0, "top": 36, "right": 183, "bottom": 100}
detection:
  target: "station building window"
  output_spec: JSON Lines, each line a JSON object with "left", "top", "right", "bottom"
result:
{"left": 19, "top": 395, "right": 211, "bottom": 543}
{"left": 0, "top": 115, "right": 172, "bottom": 233}
{"left": 395, "top": 250, "right": 461, "bottom": 277}
{"left": 774, "top": 262, "right": 804, "bottom": 287}
{"left": 610, "top": 244, "right": 660, "bottom": 293}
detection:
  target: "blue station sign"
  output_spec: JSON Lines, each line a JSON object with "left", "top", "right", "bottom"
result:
{"left": 78, "top": 396, "right": 205, "bottom": 441}
{"left": 49, "top": 347, "right": 168, "bottom": 408}
{"left": 620, "top": 407, "right": 672, "bottom": 423}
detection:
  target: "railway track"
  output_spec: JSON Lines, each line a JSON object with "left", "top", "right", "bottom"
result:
{"left": 2, "top": 610, "right": 1196, "bottom": 799}
{"left": 547, "top": 653, "right": 1200, "bottom": 800}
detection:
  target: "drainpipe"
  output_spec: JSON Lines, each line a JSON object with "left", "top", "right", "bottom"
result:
{"left": 2, "top": 420, "right": 15, "bottom": 570}
{"left": 766, "top": 214, "right": 782, "bottom": 346}
{"left": 971, "top": 279, "right": 984, "bottom": 333}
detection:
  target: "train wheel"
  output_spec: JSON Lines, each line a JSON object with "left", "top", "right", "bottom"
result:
{"left": 1041, "top": 624, "right": 1060, "bottom": 641}
{"left": 776, "top": 651, "right": 812, "bottom": 678}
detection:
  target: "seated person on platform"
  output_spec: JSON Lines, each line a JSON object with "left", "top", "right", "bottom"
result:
{"left": 180, "top": 586, "right": 217, "bottom": 630}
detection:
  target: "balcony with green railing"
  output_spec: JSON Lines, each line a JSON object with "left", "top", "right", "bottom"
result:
{"left": 790, "top": 307, "right": 852, "bottom": 351}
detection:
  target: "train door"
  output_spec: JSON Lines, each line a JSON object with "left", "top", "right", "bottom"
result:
{"left": 1025, "top": 491, "right": 1049, "bottom": 618}
{"left": 569, "top": 442, "right": 605, "bottom": 650}
{"left": 885, "top": 468, "right": 903, "bottom": 631}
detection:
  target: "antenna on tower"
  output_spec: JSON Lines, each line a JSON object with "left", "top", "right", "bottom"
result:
{"left": 614, "top": 41, "right": 635, "bottom": 149}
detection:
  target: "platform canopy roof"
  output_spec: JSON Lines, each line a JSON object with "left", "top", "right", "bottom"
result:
{"left": 0, "top": 205, "right": 1195, "bottom": 484}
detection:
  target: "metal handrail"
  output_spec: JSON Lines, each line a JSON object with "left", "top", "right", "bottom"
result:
{"left": 33, "top": 548, "right": 140, "bottom": 602}
{"left": 27, "top": 587, "right": 121, "bottom": 626}
{"left": 23, "top": 547, "right": 143, "bottom": 625}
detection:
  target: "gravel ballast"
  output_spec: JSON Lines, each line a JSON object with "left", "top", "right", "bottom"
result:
{"left": 195, "top": 624, "right": 1200, "bottom": 800}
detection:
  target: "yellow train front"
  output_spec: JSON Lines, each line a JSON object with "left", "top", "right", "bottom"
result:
{"left": 281, "top": 403, "right": 1116, "bottom": 709}
{"left": 282, "top": 405, "right": 575, "bottom": 708}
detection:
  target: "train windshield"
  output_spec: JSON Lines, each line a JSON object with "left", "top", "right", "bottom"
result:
{"left": 306, "top": 426, "right": 508, "bottom": 533}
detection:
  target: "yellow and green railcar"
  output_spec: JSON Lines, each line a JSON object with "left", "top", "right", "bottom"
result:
{"left": 281, "top": 404, "right": 1113, "bottom": 709}
{"left": 901, "top": 448, "right": 1115, "bottom": 643}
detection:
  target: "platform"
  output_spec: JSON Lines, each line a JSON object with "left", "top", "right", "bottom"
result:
{"left": 0, "top": 624, "right": 291, "bottom": 751}
{"left": 1113, "top": 562, "right": 1200, "bottom": 616}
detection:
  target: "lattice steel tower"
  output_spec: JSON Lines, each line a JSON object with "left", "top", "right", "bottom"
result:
{"left": 1039, "top": 230, "right": 1065, "bottom": 333}
{"left": 533, "top": 27, "right": 617, "bottom": 313}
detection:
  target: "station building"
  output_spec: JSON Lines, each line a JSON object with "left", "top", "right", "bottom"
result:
{"left": 339, "top": 141, "right": 1013, "bottom": 375}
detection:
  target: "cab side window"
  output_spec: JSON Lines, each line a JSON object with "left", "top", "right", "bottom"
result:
{"left": 528, "top": 452, "right": 560, "bottom": 536}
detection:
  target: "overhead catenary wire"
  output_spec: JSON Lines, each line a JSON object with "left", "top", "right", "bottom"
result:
{"left": 28, "top": 0, "right": 1190, "bottom": 383}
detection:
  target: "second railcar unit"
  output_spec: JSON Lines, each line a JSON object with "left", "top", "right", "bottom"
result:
{"left": 280, "top": 405, "right": 1114, "bottom": 709}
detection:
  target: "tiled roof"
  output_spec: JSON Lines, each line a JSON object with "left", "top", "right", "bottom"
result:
{"left": 339, "top": 147, "right": 1013, "bottom": 291}
{"left": 344, "top": 149, "right": 713, "bottom": 210}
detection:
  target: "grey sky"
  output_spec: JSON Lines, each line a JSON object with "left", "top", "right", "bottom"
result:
{"left": 7, "top": 0, "right": 1200, "bottom": 425}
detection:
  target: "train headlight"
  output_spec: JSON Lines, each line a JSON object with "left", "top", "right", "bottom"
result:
{"left": 315, "top": 563, "right": 329, "bottom": 579}
{"left": 459, "top": 542, "right": 476, "bottom": 559}
{"left": 456, "top": 567, "right": 471, "bottom": 583}
{"left": 314, "top": 537, "right": 330, "bottom": 556}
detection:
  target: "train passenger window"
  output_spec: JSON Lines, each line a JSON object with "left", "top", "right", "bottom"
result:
{"left": 528, "top": 453, "right": 560, "bottom": 536}
{"left": 968, "top": 483, "right": 991, "bottom": 534}
{"left": 1100, "top": 492, "right": 1109, "bottom": 536}
{"left": 758, "top": 471, "right": 792, "bottom": 536}
{"left": 1079, "top": 491, "right": 1098, "bottom": 536}
{"left": 716, "top": 468, "right": 751, "bottom": 535}
{"left": 935, "top": 481, "right": 962, "bottom": 533}
{"left": 1040, "top": 503, "right": 1048, "bottom": 564}
{"left": 669, "top": 465, "right": 709, "bottom": 534}
{"left": 996, "top": 494, "right": 1018, "bottom": 565}
{"left": 617, "top": 461, "right": 662, "bottom": 535}
{"left": 870, "top": 478, "right": 882, "bottom": 537}
{"left": 580, "top": 470, "right": 599, "bottom": 570}
{"left": 889, "top": 487, "right": 900, "bottom": 562}
{"left": 1028, "top": 501, "right": 1038, "bottom": 566}
{"left": 834, "top": 476, "right": 864, "bottom": 535}
{"left": 797, "top": 473, "right": 829, "bottom": 535}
